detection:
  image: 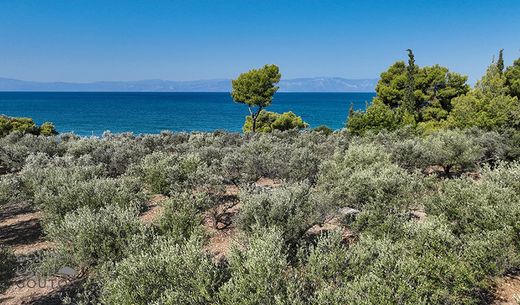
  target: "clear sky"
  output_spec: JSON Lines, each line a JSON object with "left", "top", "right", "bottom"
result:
{"left": 0, "top": 0, "right": 519, "bottom": 83}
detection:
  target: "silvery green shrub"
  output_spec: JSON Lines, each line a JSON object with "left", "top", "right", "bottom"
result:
{"left": 316, "top": 142, "right": 420, "bottom": 233}
{"left": 0, "top": 246, "right": 16, "bottom": 293}
{"left": 338, "top": 219, "right": 480, "bottom": 305}
{"left": 63, "top": 133, "right": 151, "bottom": 177}
{"left": 44, "top": 205, "right": 147, "bottom": 270}
{"left": 219, "top": 227, "right": 301, "bottom": 305}
{"left": 425, "top": 175, "right": 520, "bottom": 235}
{"left": 237, "top": 182, "right": 329, "bottom": 247}
{"left": 157, "top": 192, "right": 206, "bottom": 243}
{"left": 422, "top": 129, "right": 483, "bottom": 175}
{"left": 20, "top": 153, "right": 103, "bottom": 198}
{"left": 102, "top": 237, "right": 222, "bottom": 305}
{"left": 34, "top": 175, "right": 145, "bottom": 223}
{"left": 135, "top": 152, "right": 224, "bottom": 201}
{"left": 0, "top": 174, "right": 21, "bottom": 205}
{"left": 0, "top": 132, "right": 63, "bottom": 172}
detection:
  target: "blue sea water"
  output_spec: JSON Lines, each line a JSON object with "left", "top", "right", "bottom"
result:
{"left": 0, "top": 92, "right": 375, "bottom": 136}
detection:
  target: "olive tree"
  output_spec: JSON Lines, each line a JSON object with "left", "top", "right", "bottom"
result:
{"left": 231, "top": 64, "right": 281, "bottom": 132}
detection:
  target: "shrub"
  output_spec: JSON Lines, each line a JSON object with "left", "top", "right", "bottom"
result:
{"left": 316, "top": 142, "right": 419, "bottom": 233}
{"left": 425, "top": 176, "right": 520, "bottom": 235}
{"left": 422, "top": 129, "right": 483, "bottom": 175}
{"left": 34, "top": 175, "right": 146, "bottom": 223}
{"left": 0, "top": 116, "right": 58, "bottom": 137}
{"left": 44, "top": 205, "right": 147, "bottom": 270}
{"left": 0, "top": 246, "right": 16, "bottom": 293}
{"left": 243, "top": 111, "right": 308, "bottom": 133}
{"left": 237, "top": 182, "right": 328, "bottom": 247}
{"left": 312, "top": 125, "right": 333, "bottom": 136}
{"left": 135, "top": 152, "right": 224, "bottom": 203}
{"left": 0, "top": 132, "right": 63, "bottom": 172}
{"left": 102, "top": 237, "right": 222, "bottom": 305}
{"left": 347, "top": 100, "right": 403, "bottom": 136}
{"left": 303, "top": 231, "right": 349, "bottom": 292}
{"left": 157, "top": 193, "right": 206, "bottom": 243}
{"left": 219, "top": 227, "right": 298, "bottom": 304}
{"left": 64, "top": 134, "right": 151, "bottom": 177}
{"left": 337, "top": 219, "right": 480, "bottom": 304}
{"left": 0, "top": 174, "right": 21, "bottom": 205}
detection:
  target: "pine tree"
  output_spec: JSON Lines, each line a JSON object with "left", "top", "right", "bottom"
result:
{"left": 404, "top": 49, "right": 417, "bottom": 113}
{"left": 497, "top": 49, "right": 505, "bottom": 74}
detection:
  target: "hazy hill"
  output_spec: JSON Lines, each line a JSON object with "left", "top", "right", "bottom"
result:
{"left": 0, "top": 77, "right": 377, "bottom": 92}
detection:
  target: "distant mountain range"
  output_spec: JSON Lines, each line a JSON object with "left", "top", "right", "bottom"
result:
{"left": 0, "top": 77, "right": 377, "bottom": 92}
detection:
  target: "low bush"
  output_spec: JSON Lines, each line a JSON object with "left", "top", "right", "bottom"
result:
{"left": 425, "top": 175, "right": 520, "bottom": 235}
{"left": 34, "top": 175, "right": 146, "bottom": 223}
{"left": 0, "top": 132, "right": 63, "bottom": 172}
{"left": 237, "top": 182, "right": 328, "bottom": 247}
{"left": 101, "top": 237, "right": 222, "bottom": 305}
{"left": 157, "top": 193, "right": 206, "bottom": 243}
{"left": 219, "top": 227, "right": 301, "bottom": 304}
{"left": 0, "top": 246, "right": 16, "bottom": 293}
{"left": 0, "top": 174, "right": 21, "bottom": 205}
{"left": 135, "top": 152, "right": 224, "bottom": 203}
{"left": 317, "top": 142, "right": 420, "bottom": 234}
{"left": 44, "top": 205, "right": 148, "bottom": 270}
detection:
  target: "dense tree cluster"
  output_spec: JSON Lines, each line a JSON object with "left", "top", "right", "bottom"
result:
{"left": 348, "top": 50, "right": 520, "bottom": 135}
{"left": 0, "top": 115, "right": 57, "bottom": 137}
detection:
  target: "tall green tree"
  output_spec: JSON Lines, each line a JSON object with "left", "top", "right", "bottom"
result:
{"left": 505, "top": 57, "right": 520, "bottom": 99}
{"left": 497, "top": 49, "right": 505, "bottom": 74}
{"left": 404, "top": 49, "right": 417, "bottom": 113}
{"left": 447, "top": 58, "right": 520, "bottom": 130}
{"left": 231, "top": 64, "right": 282, "bottom": 132}
{"left": 374, "top": 59, "right": 468, "bottom": 115}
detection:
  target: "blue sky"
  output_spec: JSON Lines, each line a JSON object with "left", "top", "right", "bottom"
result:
{"left": 0, "top": 0, "right": 519, "bottom": 83}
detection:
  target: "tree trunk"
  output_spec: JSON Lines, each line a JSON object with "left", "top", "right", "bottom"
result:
{"left": 251, "top": 107, "right": 262, "bottom": 132}
{"left": 444, "top": 164, "right": 452, "bottom": 177}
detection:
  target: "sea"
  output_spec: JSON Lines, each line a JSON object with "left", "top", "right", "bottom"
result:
{"left": 0, "top": 92, "right": 375, "bottom": 136}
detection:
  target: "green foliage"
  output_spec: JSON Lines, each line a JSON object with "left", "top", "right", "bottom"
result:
{"left": 157, "top": 193, "right": 206, "bottom": 243}
{"left": 38, "top": 122, "right": 57, "bottom": 136}
{"left": 237, "top": 182, "right": 328, "bottom": 247}
{"left": 312, "top": 125, "right": 333, "bottom": 136}
{"left": 102, "top": 237, "right": 222, "bottom": 305}
{"left": 0, "top": 115, "right": 57, "bottom": 137}
{"left": 347, "top": 99, "right": 403, "bottom": 135}
{"left": 231, "top": 64, "right": 281, "bottom": 108}
{"left": 352, "top": 51, "right": 470, "bottom": 135}
{"left": 231, "top": 64, "right": 282, "bottom": 132}
{"left": 44, "top": 205, "right": 147, "bottom": 270}
{"left": 219, "top": 227, "right": 297, "bottom": 305}
{"left": 505, "top": 58, "right": 520, "bottom": 99}
{"left": 422, "top": 129, "right": 483, "bottom": 175}
{"left": 0, "top": 246, "right": 16, "bottom": 293}
{"left": 374, "top": 59, "right": 469, "bottom": 112}
{"left": 448, "top": 91, "right": 520, "bottom": 131}
{"left": 0, "top": 174, "right": 21, "bottom": 205}
{"left": 243, "top": 110, "right": 308, "bottom": 133}
{"left": 317, "top": 142, "right": 419, "bottom": 233}
{"left": 447, "top": 60, "right": 520, "bottom": 131}
{"left": 134, "top": 151, "right": 223, "bottom": 203}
